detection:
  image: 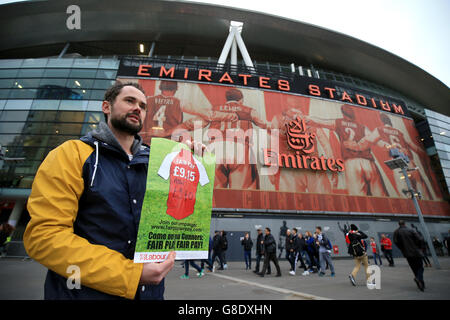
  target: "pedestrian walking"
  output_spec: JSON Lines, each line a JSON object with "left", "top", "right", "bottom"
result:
{"left": 444, "top": 230, "right": 450, "bottom": 256}
{"left": 257, "top": 228, "right": 281, "bottom": 277}
{"left": 393, "top": 220, "right": 427, "bottom": 291}
{"left": 241, "top": 232, "right": 253, "bottom": 270}
{"left": 180, "top": 260, "right": 205, "bottom": 279}
{"left": 212, "top": 230, "right": 224, "bottom": 270}
{"left": 297, "top": 233, "right": 310, "bottom": 275}
{"left": 220, "top": 230, "right": 229, "bottom": 270}
{"left": 346, "top": 224, "right": 370, "bottom": 286}
{"left": 432, "top": 237, "right": 444, "bottom": 256}
{"left": 290, "top": 228, "right": 307, "bottom": 276}
{"left": 316, "top": 227, "right": 335, "bottom": 277}
{"left": 369, "top": 237, "right": 382, "bottom": 266}
{"left": 411, "top": 224, "right": 432, "bottom": 267}
{"left": 253, "top": 228, "right": 271, "bottom": 275}
{"left": 200, "top": 236, "right": 214, "bottom": 272}
{"left": 305, "top": 231, "right": 319, "bottom": 273}
{"left": 380, "top": 234, "right": 395, "bottom": 266}
{"left": 285, "top": 229, "right": 295, "bottom": 273}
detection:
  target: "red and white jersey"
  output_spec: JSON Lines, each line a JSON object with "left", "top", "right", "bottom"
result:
{"left": 335, "top": 118, "right": 373, "bottom": 161}
{"left": 376, "top": 125, "right": 412, "bottom": 159}
{"left": 158, "top": 148, "right": 210, "bottom": 220}
{"left": 142, "top": 94, "right": 183, "bottom": 139}
{"left": 207, "top": 101, "right": 255, "bottom": 144}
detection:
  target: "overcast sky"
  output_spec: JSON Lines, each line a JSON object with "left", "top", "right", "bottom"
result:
{"left": 187, "top": 0, "right": 449, "bottom": 87}
{"left": 1, "top": 0, "right": 448, "bottom": 87}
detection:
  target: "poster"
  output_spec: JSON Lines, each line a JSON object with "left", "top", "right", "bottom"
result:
{"left": 134, "top": 138, "right": 216, "bottom": 263}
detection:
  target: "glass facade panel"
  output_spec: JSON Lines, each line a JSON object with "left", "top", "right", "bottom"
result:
{"left": 56, "top": 111, "right": 86, "bottom": 123}
{"left": 42, "top": 68, "right": 71, "bottom": 78}
{"left": 0, "top": 89, "right": 10, "bottom": 99}
{"left": 89, "top": 89, "right": 106, "bottom": 100}
{"left": 67, "top": 78, "right": 94, "bottom": 89}
{"left": 17, "top": 68, "right": 44, "bottom": 78}
{"left": 8, "top": 88, "right": 38, "bottom": 99}
{"left": 68, "top": 68, "right": 98, "bottom": 78}
{"left": 39, "top": 78, "right": 68, "bottom": 87}
{"left": 0, "top": 79, "right": 15, "bottom": 88}
{"left": 96, "top": 69, "right": 117, "bottom": 79}
{"left": 47, "top": 58, "right": 74, "bottom": 68}
{"left": 0, "top": 69, "right": 19, "bottom": 78}
{"left": 93, "top": 79, "right": 115, "bottom": 89}
{"left": 31, "top": 99, "right": 60, "bottom": 110}
{"left": 72, "top": 59, "right": 100, "bottom": 69}
{"left": 0, "top": 59, "right": 116, "bottom": 188}
{"left": 0, "top": 110, "right": 30, "bottom": 122}
{"left": 59, "top": 99, "right": 89, "bottom": 111}
{"left": 15, "top": 78, "right": 41, "bottom": 88}
{"left": 0, "top": 59, "right": 22, "bottom": 68}
{"left": 3, "top": 99, "right": 33, "bottom": 110}
{"left": 21, "top": 59, "right": 48, "bottom": 68}
{"left": 99, "top": 59, "right": 119, "bottom": 69}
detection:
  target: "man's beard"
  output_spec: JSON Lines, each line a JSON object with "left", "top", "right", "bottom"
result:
{"left": 110, "top": 112, "right": 143, "bottom": 136}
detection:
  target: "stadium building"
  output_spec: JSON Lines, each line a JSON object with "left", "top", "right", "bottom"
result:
{"left": 0, "top": 0, "right": 449, "bottom": 260}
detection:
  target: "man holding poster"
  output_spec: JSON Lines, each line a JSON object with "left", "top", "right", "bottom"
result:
{"left": 23, "top": 82, "right": 208, "bottom": 300}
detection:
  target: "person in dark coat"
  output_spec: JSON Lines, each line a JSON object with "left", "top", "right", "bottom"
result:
{"left": 241, "top": 232, "right": 253, "bottom": 270}
{"left": 211, "top": 231, "right": 224, "bottom": 270}
{"left": 285, "top": 229, "right": 295, "bottom": 272}
{"left": 346, "top": 224, "right": 369, "bottom": 286}
{"left": 290, "top": 228, "right": 307, "bottom": 275}
{"left": 257, "top": 228, "right": 281, "bottom": 277}
{"left": 219, "top": 230, "right": 229, "bottom": 270}
{"left": 393, "top": 220, "right": 426, "bottom": 291}
{"left": 253, "top": 228, "right": 271, "bottom": 274}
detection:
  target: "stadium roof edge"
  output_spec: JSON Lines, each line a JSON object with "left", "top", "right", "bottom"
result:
{"left": 0, "top": 0, "right": 448, "bottom": 116}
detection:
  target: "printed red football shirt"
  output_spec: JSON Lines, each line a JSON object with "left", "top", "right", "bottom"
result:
{"left": 158, "top": 149, "right": 210, "bottom": 220}
{"left": 141, "top": 94, "right": 183, "bottom": 142}
{"left": 207, "top": 101, "right": 254, "bottom": 144}
{"left": 376, "top": 126, "right": 412, "bottom": 159}
{"left": 335, "top": 118, "right": 373, "bottom": 161}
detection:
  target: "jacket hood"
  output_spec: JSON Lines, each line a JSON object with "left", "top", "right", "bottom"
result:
{"left": 88, "top": 122, "right": 144, "bottom": 156}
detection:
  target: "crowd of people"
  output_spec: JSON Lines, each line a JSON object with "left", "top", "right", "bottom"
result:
{"left": 179, "top": 223, "right": 450, "bottom": 293}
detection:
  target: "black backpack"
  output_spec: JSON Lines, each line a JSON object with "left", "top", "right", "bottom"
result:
{"left": 349, "top": 239, "right": 365, "bottom": 257}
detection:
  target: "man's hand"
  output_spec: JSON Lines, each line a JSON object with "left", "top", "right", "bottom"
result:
{"left": 139, "top": 251, "right": 176, "bottom": 285}
{"left": 184, "top": 139, "right": 206, "bottom": 158}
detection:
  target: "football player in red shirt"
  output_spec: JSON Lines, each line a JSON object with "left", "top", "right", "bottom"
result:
{"left": 346, "top": 113, "right": 435, "bottom": 200}
{"left": 268, "top": 101, "right": 337, "bottom": 193}
{"left": 207, "top": 88, "right": 267, "bottom": 189}
{"left": 307, "top": 104, "right": 387, "bottom": 197}
{"left": 169, "top": 88, "right": 267, "bottom": 190}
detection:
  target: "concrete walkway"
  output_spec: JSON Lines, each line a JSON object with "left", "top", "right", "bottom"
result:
{"left": 1, "top": 256, "right": 449, "bottom": 300}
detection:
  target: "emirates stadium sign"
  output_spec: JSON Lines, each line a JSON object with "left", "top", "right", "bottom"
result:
{"left": 118, "top": 57, "right": 410, "bottom": 118}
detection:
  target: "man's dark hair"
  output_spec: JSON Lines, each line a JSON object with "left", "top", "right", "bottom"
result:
{"left": 293, "top": 228, "right": 298, "bottom": 233}
{"left": 398, "top": 220, "right": 406, "bottom": 226}
{"left": 350, "top": 224, "right": 358, "bottom": 231}
{"left": 316, "top": 226, "right": 322, "bottom": 231}
{"left": 103, "top": 81, "right": 146, "bottom": 122}
{"left": 265, "top": 227, "right": 271, "bottom": 233}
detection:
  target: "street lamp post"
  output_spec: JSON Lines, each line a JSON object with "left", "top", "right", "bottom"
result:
{"left": 384, "top": 148, "right": 440, "bottom": 269}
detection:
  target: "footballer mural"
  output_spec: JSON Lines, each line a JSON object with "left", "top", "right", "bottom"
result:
{"left": 117, "top": 78, "right": 447, "bottom": 216}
